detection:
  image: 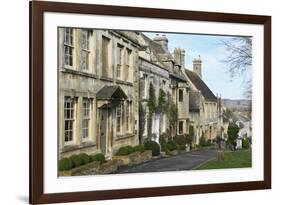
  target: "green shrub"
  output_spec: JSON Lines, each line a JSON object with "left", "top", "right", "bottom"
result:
{"left": 116, "top": 146, "right": 134, "bottom": 156}
{"left": 206, "top": 139, "right": 212, "bottom": 146}
{"left": 166, "top": 139, "right": 178, "bottom": 151}
{"left": 70, "top": 154, "right": 82, "bottom": 168}
{"left": 174, "top": 135, "right": 187, "bottom": 146}
{"left": 199, "top": 136, "right": 212, "bottom": 147}
{"left": 177, "top": 144, "right": 187, "bottom": 151}
{"left": 159, "top": 133, "right": 169, "bottom": 145}
{"left": 242, "top": 138, "right": 251, "bottom": 149}
{"left": 59, "top": 158, "right": 72, "bottom": 171}
{"left": 79, "top": 153, "right": 90, "bottom": 165}
{"left": 90, "top": 153, "right": 106, "bottom": 164}
{"left": 133, "top": 144, "right": 145, "bottom": 153}
{"left": 144, "top": 140, "right": 160, "bottom": 156}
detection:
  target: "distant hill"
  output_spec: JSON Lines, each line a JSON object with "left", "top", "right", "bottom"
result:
{"left": 222, "top": 99, "right": 251, "bottom": 110}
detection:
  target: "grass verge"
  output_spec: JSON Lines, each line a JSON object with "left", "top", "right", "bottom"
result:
{"left": 195, "top": 150, "right": 251, "bottom": 170}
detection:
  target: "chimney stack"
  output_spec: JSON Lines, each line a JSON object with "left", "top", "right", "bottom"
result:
{"left": 173, "top": 48, "right": 185, "bottom": 67}
{"left": 193, "top": 55, "right": 202, "bottom": 78}
{"left": 153, "top": 34, "right": 169, "bottom": 50}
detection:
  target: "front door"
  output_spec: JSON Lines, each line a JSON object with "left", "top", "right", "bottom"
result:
{"left": 100, "top": 109, "right": 107, "bottom": 154}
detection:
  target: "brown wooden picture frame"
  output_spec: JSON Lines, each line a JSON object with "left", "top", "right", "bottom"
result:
{"left": 29, "top": 1, "right": 271, "bottom": 204}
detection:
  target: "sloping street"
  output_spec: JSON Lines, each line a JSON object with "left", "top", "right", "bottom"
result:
{"left": 114, "top": 149, "right": 218, "bottom": 174}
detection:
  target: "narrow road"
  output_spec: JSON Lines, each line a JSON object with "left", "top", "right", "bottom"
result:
{"left": 114, "top": 149, "right": 218, "bottom": 174}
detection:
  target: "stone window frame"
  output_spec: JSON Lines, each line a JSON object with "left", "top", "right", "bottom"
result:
{"left": 125, "top": 48, "right": 132, "bottom": 82}
{"left": 80, "top": 29, "right": 90, "bottom": 71}
{"left": 101, "top": 36, "right": 110, "bottom": 77}
{"left": 116, "top": 44, "right": 124, "bottom": 80}
{"left": 125, "top": 100, "right": 131, "bottom": 132}
{"left": 64, "top": 96, "right": 75, "bottom": 145}
{"left": 116, "top": 103, "right": 122, "bottom": 133}
{"left": 64, "top": 28, "right": 74, "bottom": 67}
{"left": 81, "top": 98, "right": 91, "bottom": 141}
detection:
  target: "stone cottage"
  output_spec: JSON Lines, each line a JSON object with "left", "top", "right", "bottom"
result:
{"left": 184, "top": 55, "right": 221, "bottom": 143}
{"left": 58, "top": 28, "right": 140, "bottom": 159}
{"left": 137, "top": 34, "right": 190, "bottom": 142}
{"left": 58, "top": 28, "right": 223, "bottom": 159}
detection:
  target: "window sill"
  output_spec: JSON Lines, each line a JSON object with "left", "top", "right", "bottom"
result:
{"left": 116, "top": 133, "right": 134, "bottom": 141}
{"left": 61, "top": 68, "right": 98, "bottom": 79}
{"left": 100, "top": 76, "right": 114, "bottom": 82}
{"left": 116, "top": 79, "right": 133, "bottom": 86}
{"left": 61, "top": 141, "right": 97, "bottom": 153}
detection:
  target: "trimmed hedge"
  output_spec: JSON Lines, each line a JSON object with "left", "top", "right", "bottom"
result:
{"left": 70, "top": 154, "right": 82, "bottom": 168}
{"left": 59, "top": 153, "right": 106, "bottom": 171}
{"left": 133, "top": 144, "right": 145, "bottom": 153}
{"left": 144, "top": 140, "right": 160, "bottom": 156}
{"left": 116, "top": 146, "right": 134, "bottom": 156}
{"left": 79, "top": 153, "right": 90, "bottom": 165}
{"left": 90, "top": 153, "right": 106, "bottom": 164}
{"left": 116, "top": 145, "right": 146, "bottom": 156}
{"left": 59, "top": 158, "right": 72, "bottom": 171}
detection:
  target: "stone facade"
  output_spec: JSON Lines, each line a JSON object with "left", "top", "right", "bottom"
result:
{"left": 184, "top": 56, "right": 222, "bottom": 143}
{"left": 58, "top": 28, "right": 223, "bottom": 160}
{"left": 58, "top": 28, "right": 140, "bottom": 159}
{"left": 137, "top": 34, "right": 190, "bottom": 142}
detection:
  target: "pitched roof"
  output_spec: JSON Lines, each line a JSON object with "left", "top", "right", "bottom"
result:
{"left": 96, "top": 86, "right": 127, "bottom": 100}
{"left": 141, "top": 34, "right": 167, "bottom": 54}
{"left": 169, "top": 72, "right": 187, "bottom": 82}
{"left": 185, "top": 69, "right": 217, "bottom": 101}
{"left": 189, "top": 91, "right": 201, "bottom": 112}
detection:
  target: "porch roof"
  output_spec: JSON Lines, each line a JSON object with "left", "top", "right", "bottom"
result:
{"left": 96, "top": 85, "right": 128, "bottom": 100}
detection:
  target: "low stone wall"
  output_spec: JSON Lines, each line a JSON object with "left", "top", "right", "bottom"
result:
{"left": 112, "top": 150, "right": 152, "bottom": 166}
{"left": 139, "top": 150, "right": 152, "bottom": 162}
{"left": 59, "top": 150, "right": 153, "bottom": 176}
{"left": 59, "top": 161, "right": 101, "bottom": 176}
{"left": 97, "top": 160, "right": 122, "bottom": 174}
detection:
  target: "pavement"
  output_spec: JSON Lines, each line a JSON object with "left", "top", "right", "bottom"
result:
{"left": 114, "top": 149, "right": 218, "bottom": 174}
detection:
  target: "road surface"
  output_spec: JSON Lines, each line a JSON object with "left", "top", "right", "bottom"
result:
{"left": 114, "top": 149, "right": 218, "bottom": 174}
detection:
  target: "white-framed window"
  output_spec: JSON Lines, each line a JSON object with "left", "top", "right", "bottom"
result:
{"left": 125, "top": 48, "right": 132, "bottom": 81}
{"left": 116, "top": 103, "right": 122, "bottom": 133}
{"left": 116, "top": 44, "right": 123, "bottom": 79}
{"left": 64, "top": 97, "right": 75, "bottom": 144}
{"left": 82, "top": 98, "right": 91, "bottom": 140}
{"left": 80, "top": 29, "right": 90, "bottom": 71}
{"left": 64, "top": 28, "right": 74, "bottom": 67}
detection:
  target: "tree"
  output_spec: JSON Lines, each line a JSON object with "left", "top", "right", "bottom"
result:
{"left": 221, "top": 37, "right": 252, "bottom": 99}
{"left": 227, "top": 123, "right": 240, "bottom": 150}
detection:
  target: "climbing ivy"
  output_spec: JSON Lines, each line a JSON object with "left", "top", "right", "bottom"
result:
{"left": 157, "top": 88, "right": 166, "bottom": 113}
{"left": 147, "top": 82, "right": 156, "bottom": 140}
{"left": 165, "top": 93, "right": 178, "bottom": 137}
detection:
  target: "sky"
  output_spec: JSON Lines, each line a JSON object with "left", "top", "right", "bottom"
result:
{"left": 144, "top": 32, "right": 252, "bottom": 100}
